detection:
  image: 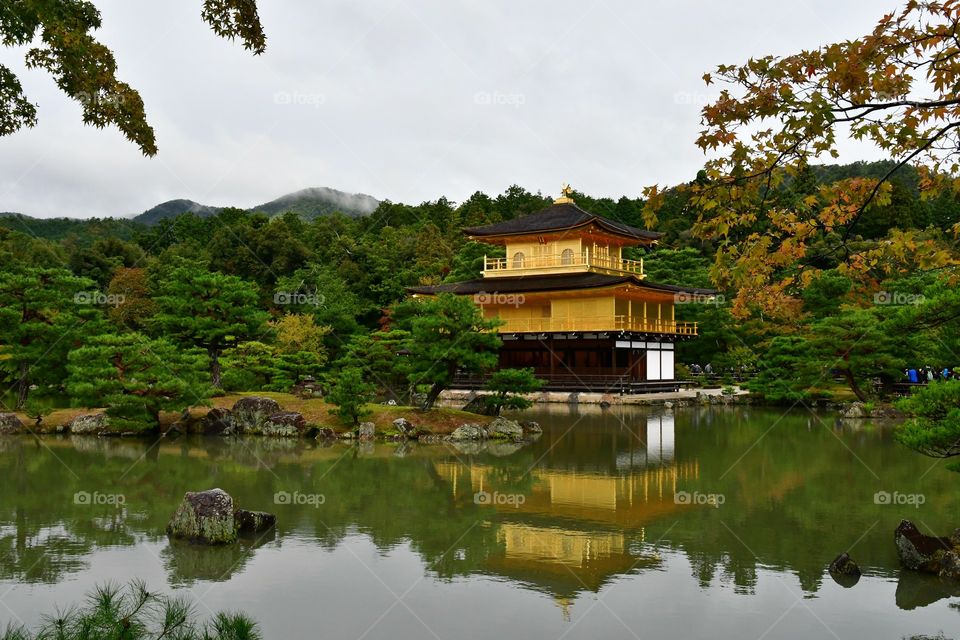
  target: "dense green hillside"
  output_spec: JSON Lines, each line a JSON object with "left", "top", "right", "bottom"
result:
{"left": 1, "top": 162, "right": 957, "bottom": 412}
{"left": 250, "top": 187, "right": 379, "bottom": 220}
{"left": 130, "top": 187, "right": 380, "bottom": 225}
{"left": 133, "top": 199, "right": 222, "bottom": 225}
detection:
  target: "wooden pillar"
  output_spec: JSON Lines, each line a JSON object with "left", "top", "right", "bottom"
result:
{"left": 549, "top": 337, "right": 556, "bottom": 381}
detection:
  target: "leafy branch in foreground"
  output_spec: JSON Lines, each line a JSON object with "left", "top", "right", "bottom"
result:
{"left": 0, "top": 579, "right": 261, "bottom": 640}
{"left": 643, "top": 1, "right": 960, "bottom": 317}
{"left": 896, "top": 379, "right": 960, "bottom": 471}
{"left": 1, "top": 0, "right": 266, "bottom": 155}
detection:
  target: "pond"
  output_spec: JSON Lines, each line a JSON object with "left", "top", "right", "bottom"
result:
{"left": 0, "top": 405, "right": 958, "bottom": 639}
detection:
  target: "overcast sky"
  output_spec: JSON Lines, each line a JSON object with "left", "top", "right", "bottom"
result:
{"left": 1, "top": 0, "right": 891, "bottom": 219}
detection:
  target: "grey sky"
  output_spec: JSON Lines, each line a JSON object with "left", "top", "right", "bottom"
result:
{"left": 1, "top": 0, "right": 888, "bottom": 219}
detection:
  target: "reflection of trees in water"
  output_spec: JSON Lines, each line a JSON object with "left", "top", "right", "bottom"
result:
{"left": 1, "top": 409, "right": 959, "bottom": 606}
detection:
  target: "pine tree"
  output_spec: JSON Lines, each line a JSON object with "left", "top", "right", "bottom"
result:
{"left": 150, "top": 261, "right": 269, "bottom": 388}
{"left": 400, "top": 294, "right": 501, "bottom": 410}
{"left": 326, "top": 367, "right": 375, "bottom": 426}
{"left": 66, "top": 333, "right": 211, "bottom": 432}
{"left": 0, "top": 267, "right": 103, "bottom": 409}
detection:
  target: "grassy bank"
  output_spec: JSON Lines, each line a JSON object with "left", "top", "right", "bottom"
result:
{"left": 13, "top": 391, "right": 492, "bottom": 436}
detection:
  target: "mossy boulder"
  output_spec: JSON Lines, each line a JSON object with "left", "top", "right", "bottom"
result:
{"left": 200, "top": 408, "right": 237, "bottom": 435}
{"left": 449, "top": 423, "right": 485, "bottom": 441}
{"left": 358, "top": 422, "right": 376, "bottom": 441}
{"left": 315, "top": 427, "right": 337, "bottom": 440}
{"left": 841, "top": 402, "right": 868, "bottom": 419}
{"left": 488, "top": 417, "right": 524, "bottom": 441}
{"left": 261, "top": 412, "right": 307, "bottom": 437}
{"left": 392, "top": 417, "right": 416, "bottom": 436}
{"left": 895, "top": 520, "right": 960, "bottom": 578}
{"left": 828, "top": 552, "right": 861, "bottom": 587}
{"left": 232, "top": 397, "right": 283, "bottom": 434}
{"left": 235, "top": 509, "right": 277, "bottom": 535}
{"left": 0, "top": 413, "right": 25, "bottom": 435}
{"left": 167, "top": 488, "right": 238, "bottom": 545}
{"left": 67, "top": 413, "right": 109, "bottom": 435}
{"left": 521, "top": 420, "right": 542, "bottom": 434}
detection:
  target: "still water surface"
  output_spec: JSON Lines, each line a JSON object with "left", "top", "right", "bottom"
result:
{"left": 1, "top": 406, "right": 959, "bottom": 639}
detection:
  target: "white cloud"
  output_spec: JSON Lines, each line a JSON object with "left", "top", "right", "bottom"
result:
{"left": 0, "top": 0, "right": 889, "bottom": 218}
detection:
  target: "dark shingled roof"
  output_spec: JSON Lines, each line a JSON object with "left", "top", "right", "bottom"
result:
{"left": 408, "top": 273, "right": 715, "bottom": 296}
{"left": 462, "top": 202, "right": 662, "bottom": 241}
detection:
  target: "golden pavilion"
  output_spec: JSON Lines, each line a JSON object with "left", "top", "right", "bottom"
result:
{"left": 409, "top": 186, "right": 712, "bottom": 392}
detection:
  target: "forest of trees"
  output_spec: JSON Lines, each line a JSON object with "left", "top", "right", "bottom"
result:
{"left": 1, "top": 160, "right": 958, "bottom": 429}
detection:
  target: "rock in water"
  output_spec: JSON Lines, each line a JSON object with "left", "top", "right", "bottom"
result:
{"left": 0, "top": 413, "right": 25, "bottom": 435}
{"left": 449, "top": 423, "right": 485, "bottom": 441}
{"left": 521, "top": 420, "right": 542, "bottom": 434}
{"left": 828, "top": 552, "right": 861, "bottom": 587}
{"left": 895, "top": 520, "right": 951, "bottom": 572}
{"left": 231, "top": 397, "right": 283, "bottom": 434}
{"left": 167, "top": 488, "right": 238, "bottom": 545}
{"left": 315, "top": 427, "right": 337, "bottom": 440}
{"left": 392, "top": 417, "right": 416, "bottom": 436}
{"left": 488, "top": 417, "right": 524, "bottom": 441}
{"left": 234, "top": 509, "right": 277, "bottom": 535}
{"left": 262, "top": 412, "right": 307, "bottom": 437}
{"left": 358, "top": 422, "right": 376, "bottom": 441}
{"left": 841, "top": 402, "right": 867, "bottom": 419}
{"left": 201, "top": 408, "right": 237, "bottom": 435}
{"left": 67, "top": 413, "right": 109, "bottom": 435}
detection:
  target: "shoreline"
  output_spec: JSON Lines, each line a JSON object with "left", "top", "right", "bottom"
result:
{"left": 438, "top": 386, "right": 750, "bottom": 407}
{"left": 1, "top": 388, "right": 904, "bottom": 439}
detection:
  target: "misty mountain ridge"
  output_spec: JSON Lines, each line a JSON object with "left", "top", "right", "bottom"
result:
{"left": 133, "top": 187, "right": 379, "bottom": 225}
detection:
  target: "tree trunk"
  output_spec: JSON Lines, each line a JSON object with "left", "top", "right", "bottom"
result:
{"left": 209, "top": 347, "right": 222, "bottom": 389}
{"left": 844, "top": 369, "right": 867, "bottom": 402}
{"left": 15, "top": 362, "right": 29, "bottom": 410}
{"left": 421, "top": 382, "right": 444, "bottom": 411}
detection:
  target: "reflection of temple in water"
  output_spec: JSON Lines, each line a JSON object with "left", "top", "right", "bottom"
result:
{"left": 435, "top": 414, "right": 698, "bottom": 601}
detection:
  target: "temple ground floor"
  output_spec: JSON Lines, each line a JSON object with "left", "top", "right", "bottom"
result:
{"left": 454, "top": 332, "right": 692, "bottom": 393}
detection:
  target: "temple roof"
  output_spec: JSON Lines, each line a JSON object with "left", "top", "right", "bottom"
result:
{"left": 462, "top": 202, "right": 662, "bottom": 241}
{"left": 408, "top": 273, "right": 714, "bottom": 296}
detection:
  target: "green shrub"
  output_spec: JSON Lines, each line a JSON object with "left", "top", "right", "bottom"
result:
{"left": 0, "top": 580, "right": 261, "bottom": 640}
{"left": 483, "top": 368, "right": 544, "bottom": 415}
{"left": 896, "top": 380, "right": 960, "bottom": 471}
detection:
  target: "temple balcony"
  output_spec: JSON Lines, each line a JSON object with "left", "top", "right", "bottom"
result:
{"left": 490, "top": 315, "right": 698, "bottom": 336}
{"left": 483, "top": 252, "right": 644, "bottom": 278}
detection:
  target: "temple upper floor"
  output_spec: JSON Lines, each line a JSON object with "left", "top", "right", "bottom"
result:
{"left": 462, "top": 196, "right": 659, "bottom": 279}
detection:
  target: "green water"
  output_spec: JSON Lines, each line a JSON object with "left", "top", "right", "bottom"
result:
{"left": 0, "top": 406, "right": 958, "bottom": 639}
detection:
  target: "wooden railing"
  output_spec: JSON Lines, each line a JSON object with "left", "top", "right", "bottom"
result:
{"left": 453, "top": 372, "right": 695, "bottom": 393}
{"left": 484, "top": 252, "right": 644, "bottom": 277}
{"left": 494, "top": 316, "right": 698, "bottom": 335}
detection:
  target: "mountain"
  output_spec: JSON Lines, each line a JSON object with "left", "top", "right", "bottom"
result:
{"left": 134, "top": 199, "right": 223, "bottom": 225}
{"left": 132, "top": 187, "right": 380, "bottom": 225}
{"left": 250, "top": 187, "right": 379, "bottom": 220}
